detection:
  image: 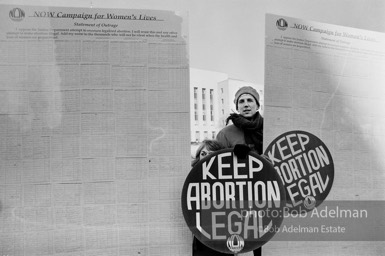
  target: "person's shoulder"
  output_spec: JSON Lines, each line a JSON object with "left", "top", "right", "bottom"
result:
{"left": 217, "top": 124, "right": 242, "bottom": 139}
{"left": 219, "top": 124, "right": 239, "bottom": 133}
{"left": 216, "top": 124, "right": 244, "bottom": 148}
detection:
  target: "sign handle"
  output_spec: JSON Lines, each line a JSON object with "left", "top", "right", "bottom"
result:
{"left": 234, "top": 248, "right": 263, "bottom": 255}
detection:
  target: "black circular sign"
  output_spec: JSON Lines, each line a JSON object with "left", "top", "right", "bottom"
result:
{"left": 181, "top": 149, "right": 285, "bottom": 254}
{"left": 264, "top": 130, "right": 334, "bottom": 213}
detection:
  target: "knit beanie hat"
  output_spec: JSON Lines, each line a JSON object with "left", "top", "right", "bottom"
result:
{"left": 234, "top": 86, "right": 260, "bottom": 109}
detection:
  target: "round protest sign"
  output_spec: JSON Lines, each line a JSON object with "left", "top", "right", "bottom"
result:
{"left": 181, "top": 149, "right": 285, "bottom": 254}
{"left": 264, "top": 130, "right": 334, "bottom": 213}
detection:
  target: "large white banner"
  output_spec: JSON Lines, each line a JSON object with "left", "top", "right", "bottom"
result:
{"left": 0, "top": 5, "right": 191, "bottom": 256}
{"left": 264, "top": 14, "right": 385, "bottom": 255}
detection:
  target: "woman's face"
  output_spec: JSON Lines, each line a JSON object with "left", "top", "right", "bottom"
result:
{"left": 199, "top": 146, "right": 213, "bottom": 160}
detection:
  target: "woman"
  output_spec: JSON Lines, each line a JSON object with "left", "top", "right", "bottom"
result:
{"left": 191, "top": 139, "right": 225, "bottom": 167}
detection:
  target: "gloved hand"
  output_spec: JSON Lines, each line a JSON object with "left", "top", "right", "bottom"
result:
{"left": 233, "top": 144, "right": 251, "bottom": 159}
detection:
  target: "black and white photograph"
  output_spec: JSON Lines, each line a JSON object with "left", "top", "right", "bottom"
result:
{"left": 0, "top": 0, "right": 384, "bottom": 255}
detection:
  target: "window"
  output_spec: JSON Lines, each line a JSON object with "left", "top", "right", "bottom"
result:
{"left": 194, "top": 87, "right": 198, "bottom": 121}
{"left": 209, "top": 89, "right": 214, "bottom": 122}
{"left": 195, "top": 131, "right": 200, "bottom": 142}
{"left": 202, "top": 88, "right": 206, "bottom": 122}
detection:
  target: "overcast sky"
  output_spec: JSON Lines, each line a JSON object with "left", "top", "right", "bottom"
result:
{"left": 1, "top": 0, "right": 384, "bottom": 84}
